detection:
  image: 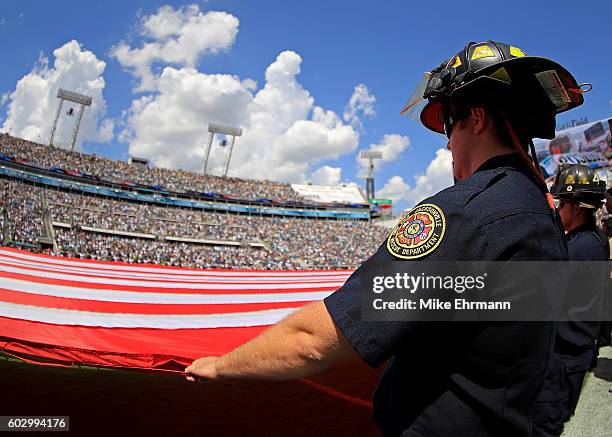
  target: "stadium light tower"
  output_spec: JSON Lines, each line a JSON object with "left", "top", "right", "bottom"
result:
{"left": 203, "top": 123, "right": 243, "bottom": 176}
{"left": 48, "top": 88, "right": 92, "bottom": 152}
{"left": 360, "top": 150, "right": 383, "bottom": 200}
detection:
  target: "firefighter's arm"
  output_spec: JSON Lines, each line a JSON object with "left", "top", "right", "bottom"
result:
{"left": 185, "top": 301, "right": 355, "bottom": 381}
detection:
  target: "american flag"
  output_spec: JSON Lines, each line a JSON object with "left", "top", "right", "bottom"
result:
{"left": 0, "top": 247, "right": 350, "bottom": 372}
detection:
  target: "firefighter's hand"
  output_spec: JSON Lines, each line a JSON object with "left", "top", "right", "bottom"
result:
{"left": 185, "top": 356, "right": 219, "bottom": 382}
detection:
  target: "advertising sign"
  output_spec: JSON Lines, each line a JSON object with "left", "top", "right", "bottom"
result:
{"left": 534, "top": 117, "right": 612, "bottom": 178}
{"left": 291, "top": 183, "right": 368, "bottom": 205}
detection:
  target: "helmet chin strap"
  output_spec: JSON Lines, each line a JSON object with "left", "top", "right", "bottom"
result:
{"left": 504, "top": 120, "right": 556, "bottom": 211}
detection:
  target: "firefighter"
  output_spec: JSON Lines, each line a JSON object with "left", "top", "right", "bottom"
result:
{"left": 187, "top": 41, "right": 588, "bottom": 436}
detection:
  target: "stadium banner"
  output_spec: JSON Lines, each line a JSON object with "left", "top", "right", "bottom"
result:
{"left": 369, "top": 199, "right": 392, "bottom": 207}
{"left": 369, "top": 198, "right": 393, "bottom": 216}
{"left": 0, "top": 247, "right": 350, "bottom": 372}
{"left": 540, "top": 151, "right": 608, "bottom": 180}
{"left": 533, "top": 117, "right": 612, "bottom": 178}
{"left": 291, "top": 184, "right": 368, "bottom": 205}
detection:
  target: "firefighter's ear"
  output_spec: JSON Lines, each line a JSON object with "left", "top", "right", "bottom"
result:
{"left": 469, "top": 107, "right": 487, "bottom": 135}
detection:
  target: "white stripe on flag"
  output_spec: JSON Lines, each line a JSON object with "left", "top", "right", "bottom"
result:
{"left": 0, "top": 301, "right": 296, "bottom": 328}
{"left": 0, "top": 254, "right": 351, "bottom": 283}
{"left": 0, "top": 277, "right": 333, "bottom": 304}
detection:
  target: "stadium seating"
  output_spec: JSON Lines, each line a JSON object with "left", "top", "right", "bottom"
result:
{"left": 0, "top": 133, "right": 306, "bottom": 202}
{"left": 0, "top": 176, "right": 387, "bottom": 270}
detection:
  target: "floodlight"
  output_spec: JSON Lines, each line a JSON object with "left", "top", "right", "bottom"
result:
{"left": 48, "top": 88, "right": 92, "bottom": 152}
{"left": 360, "top": 150, "right": 383, "bottom": 201}
{"left": 208, "top": 123, "right": 242, "bottom": 137}
{"left": 57, "top": 88, "right": 92, "bottom": 106}
{"left": 203, "top": 123, "right": 243, "bottom": 177}
{"left": 360, "top": 150, "right": 383, "bottom": 160}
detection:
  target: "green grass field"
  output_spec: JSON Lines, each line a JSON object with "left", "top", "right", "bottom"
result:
{"left": 562, "top": 346, "right": 612, "bottom": 437}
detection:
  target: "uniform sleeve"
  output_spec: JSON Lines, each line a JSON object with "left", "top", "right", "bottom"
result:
{"left": 324, "top": 192, "right": 468, "bottom": 368}
{"left": 324, "top": 244, "right": 421, "bottom": 368}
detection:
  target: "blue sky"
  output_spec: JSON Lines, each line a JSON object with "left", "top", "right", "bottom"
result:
{"left": 0, "top": 0, "right": 611, "bottom": 211}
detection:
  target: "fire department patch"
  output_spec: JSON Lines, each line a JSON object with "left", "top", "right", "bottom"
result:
{"left": 386, "top": 203, "right": 446, "bottom": 259}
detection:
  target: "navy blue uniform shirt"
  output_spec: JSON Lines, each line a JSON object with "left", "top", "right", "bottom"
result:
{"left": 555, "top": 221, "right": 609, "bottom": 360}
{"left": 324, "top": 153, "right": 568, "bottom": 436}
{"left": 532, "top": 219, "right": 610, "bottom": 436}
{"left": 565, "top": 224, "right": 609, "bottom": 357}
{"left": 566, "top": 221, "right": 609, "bottom": 261}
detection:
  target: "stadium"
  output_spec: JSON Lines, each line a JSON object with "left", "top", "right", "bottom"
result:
{"left": 0, "top": 133, "right": 388, "bottom": 270}
{"left": 1, "top": 2, "right": 611, "bottom": 436}
{"left": 2, "top": 120, "right": 611, "bottom": 436}
{"left": 0, "top": 130, "right": 390, "bottom": 435}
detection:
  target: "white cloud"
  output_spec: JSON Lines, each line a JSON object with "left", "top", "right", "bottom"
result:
{"left": 111, "top": 5, "right": 239, "bottom": 91}
{"left": 378, "top": 148, "right": 453, "bottom": 207}
{"left": 377, "top": 175, "right": 411, "bottom": 203}
{"left": 357, "top": 133, "right": 410, "bottom": 177}
{"left": 0, "top": 93, "right": 9, "bottom": 109}
{"left": 343, "top": 83, "right": 376, "bottom": 129}
{"left": 120, "top": 50, "right": 359, "bottom": 182}
{"left": 1, "top": 40, "right": 113, "bottom": 149}
{"left": 308, "top": 165, "right": 342, "bottom": 186}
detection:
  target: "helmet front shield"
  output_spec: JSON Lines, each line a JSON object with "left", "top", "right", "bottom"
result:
{"left": 400, "top": 72, "right": 432, "bottom": 120}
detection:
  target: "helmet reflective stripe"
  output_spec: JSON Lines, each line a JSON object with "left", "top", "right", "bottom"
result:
{"left": 551, "top": 164, "right": 607, "bottom": 208}
{"left": 401, "top": 40, "right": 585, "bottom": 141}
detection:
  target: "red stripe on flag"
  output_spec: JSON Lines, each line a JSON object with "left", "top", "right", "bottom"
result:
{"left": 0, "top": 317, "right": 265, "bottom": 360}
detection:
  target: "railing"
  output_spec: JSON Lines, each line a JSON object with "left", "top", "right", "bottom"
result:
{"left": 52, "top": 221, "right": 268, "bottom": 248}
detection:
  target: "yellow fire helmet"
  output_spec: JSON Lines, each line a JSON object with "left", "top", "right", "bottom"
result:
{"left": 401, "top": 41, "right": 588, "bottom": 141}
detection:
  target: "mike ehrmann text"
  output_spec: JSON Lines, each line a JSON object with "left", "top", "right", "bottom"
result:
{"left": 372, "top": 298, "right": 511, "bottom": 311}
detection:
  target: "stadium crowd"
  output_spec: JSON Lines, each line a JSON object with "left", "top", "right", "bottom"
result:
{"left": 0, "top": 134, "right": 305, "bottom": 202}
{"left": 0, "top": 179, "right": 45, "bottom": 249}
{"left": 0, "top": 177, "right": 387, "bottom": 269}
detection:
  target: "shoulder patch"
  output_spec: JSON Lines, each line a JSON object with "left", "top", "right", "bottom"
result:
{"left": 387, "top": 203, "right": 446, "bottom": 259}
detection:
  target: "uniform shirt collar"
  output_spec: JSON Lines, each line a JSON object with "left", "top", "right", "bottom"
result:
{"left": 474, "top": 153, "right": 526, "bottom": 173}
{"left": 566, "top": 219, "right": 597, "bottom": 240}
